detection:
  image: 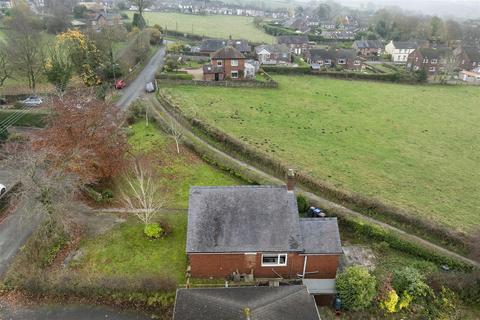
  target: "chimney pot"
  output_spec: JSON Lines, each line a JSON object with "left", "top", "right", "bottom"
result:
{"left": 287, "top": 169, "right": 296, "bottom": 191}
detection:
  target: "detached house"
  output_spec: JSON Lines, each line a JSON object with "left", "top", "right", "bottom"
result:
{"left": 453, "top": 46, "right": 480, "bottom": 71}
{"left": 385, "top": 40, "right": 429, "bottom": 63}
{"left": 91, "top": 12, "right": 122, "bottom": 29}
{"left": 277, "top": 35, "right": 310, "bottom": 55}
{"left": 254, "top": 44, "right": 291, "bottom": 64}
{"left": 186, "top": 175, "right": 342, "bottom": 281}
{"left": 308, "top": 48, "right": 362, "bottom": 70}
{"left": 406, "top": 48, "right": 450, "bottom": 74}
{"left": 203, "top": 46, "right": 246, "bottom": 81}
{"left": 352, "top": 40, "right": 383, "bottom": 58}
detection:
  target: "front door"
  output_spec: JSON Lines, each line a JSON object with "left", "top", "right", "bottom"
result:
{"left": 215, "top": 73, "right": 219, "bottom": 81}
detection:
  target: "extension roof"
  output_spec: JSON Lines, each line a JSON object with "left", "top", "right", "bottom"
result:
{"left": 211, "top": 46, "right": 246, "bottom": 60}
{"left": 255, "top": 44, "right": 290, "bottom": 55}
{"left": 173, "top": 286, "right": 320, "bottom": 320}
{"left": 187, "top": 186, "right": 342, "bottom": 254}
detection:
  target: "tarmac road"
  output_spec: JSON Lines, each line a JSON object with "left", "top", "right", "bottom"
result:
{"left": 115, "top": 46, "right": 166, "bottom": 110}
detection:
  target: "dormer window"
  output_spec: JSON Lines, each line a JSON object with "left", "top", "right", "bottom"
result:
{"left": 217, "top": 60, "right": 222, "bottom": 66}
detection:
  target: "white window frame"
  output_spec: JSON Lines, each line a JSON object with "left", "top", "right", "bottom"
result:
{"left": 324, "top": 59, "right": 331, "bottom": 65}
{"left": 431, "top": 59, "right": 437, "bottom": 64}
{"left": 429, "top": 66, "right": 436, "bottom": 72}
{"left": 261, "top": 253, "right": 287, "bottom": 266}
{"left": 216, "top": 60, "right": 222, "bottom": 66}
{"left": 337, "top": 58, "right": 346, "bottom": 65}
{"left": 231, "top": 59, "right": 238, "bottom": 67}
{"left": 231, "top": 71, "right": 239, "bottom": 78}
{"left": 354, "top": 60, "right": 360, "bottom": 65}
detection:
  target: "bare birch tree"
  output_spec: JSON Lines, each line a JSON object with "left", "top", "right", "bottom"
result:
{"left": 169, "top": 120, "right": 182, "bottom": 154}
{"left": 120, "top": 157, "right": 164, "bottom": 225}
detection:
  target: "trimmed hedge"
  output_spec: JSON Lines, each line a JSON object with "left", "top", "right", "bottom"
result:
{"left": 157, "top": 72, "right": 194, "bottom": 80}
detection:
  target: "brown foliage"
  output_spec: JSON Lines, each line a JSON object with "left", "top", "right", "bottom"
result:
{"left": 35, "top": 93, "right": 128, "bottom": 184}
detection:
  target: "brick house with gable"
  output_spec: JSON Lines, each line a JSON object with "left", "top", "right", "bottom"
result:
{"left": 186, "top": 173, "right": 343, "bottom": 280}
{"left": 406, "top": 48, "right": 451, "bottom": 75}
{"left": 453, "top": 46, "right": 480, "bottom": 71}
{"left": 203, "top": 46, "right": 246, "bottom": 81}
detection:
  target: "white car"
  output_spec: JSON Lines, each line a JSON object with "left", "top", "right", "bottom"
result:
{"left": 145, "top": 82, "right": 155, "bottom": 93}
{"left": 0, "top": 184, "right": 6, "bottom": 196}
{"left": 21, "top": 96, "right": 43, "bottom": 107}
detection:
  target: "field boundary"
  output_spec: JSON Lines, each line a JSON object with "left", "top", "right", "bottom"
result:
{"left": 145, "top": 94, "right": 478, "bottom": 269}
{"left": 157, "top": 79, "right": 278, "bottom": 88}
{"left": 154, "top": 92, "right": 477, "bottom": 257}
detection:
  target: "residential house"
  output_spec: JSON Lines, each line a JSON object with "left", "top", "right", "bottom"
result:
{"left": 173, "top": 286, "right": 320, "bottom": 320}
{"left": 200, "top": 39, "right": 251, "bottom": 55}
{"left": 352, "top": 40, "right": 383, "bottom": 58}
{"left": 186, "top": 175, "right": 343, "bottom": 281}
{"left": 91, "top": 12, "right": 122, "bottom": 29}
{"left": 384, "top": 40, "right": 429, "bottom": 63}
{"left": 453, "top": 46, "right": 480, "bottom": 71}
{"left": 321, "top": 30, "right": 355, "bottom": 40}
{"left": 406, "top": 48, "right": 450, "bottom": 75}
{"left": 254, "top": 44, "right": 292, "bottom": 64}
{"left": 203, "top": 46, "right": 246, "bottom": 81}
{"left": 460, "top": 67, "right": 480, "bottom": 83}
{"left": 308, "top": 48, "right": 363, "bottom": 70}
{"left": 277, "top": 35, "right": 310, "bottom": 55}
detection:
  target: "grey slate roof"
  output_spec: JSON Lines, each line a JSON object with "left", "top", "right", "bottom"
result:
{"left": 309, "top": 49, "right": 336, "bottom": 61}
{"left": 277, "top": 35, "right": 309, "bottom": 45}
{"left": 299, "top": 218, "right": 343, "bottom": 254}
{"left": 418, "top": 47, "right": 450, "bottom": 59}
{"left": 200, "top": 39, "right": 251, "bottom": 53}
{"left": 354, "top": 40, "right": 383, "bottom": 49}
{"left": 187, "top": 186, "right": 303, "bottom": 253}
{"left": 173, "top": 286, "right": 320, "bottom": 320}
{"left": 255, "top": 44, "right": 290, "bottom": 55}
{"left": 211, "top": 46, "right": 246, "bottom": 59}
{"left": 463, "top": 46, "right": 480, "bottom": 61}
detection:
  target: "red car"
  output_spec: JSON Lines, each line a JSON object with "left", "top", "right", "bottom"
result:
{"left": 114, "top": 79, "right": 126, "bottom": 89}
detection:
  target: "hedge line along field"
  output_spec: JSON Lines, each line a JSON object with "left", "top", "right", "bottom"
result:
{"left": 131, "top": 11, "right": 274, "bottom": 43}
{"left": 162, "top": 76, "right": 480, "bottom": 233}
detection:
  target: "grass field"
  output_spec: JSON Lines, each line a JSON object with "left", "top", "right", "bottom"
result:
{"left": 162, "top": 76, "right": 480, "bottom": 233}
{"left": 130, "top": 11, "right": 274, "bottom": 43}
{"left": 74, "top": 121, "right": 242, "bottom": 282}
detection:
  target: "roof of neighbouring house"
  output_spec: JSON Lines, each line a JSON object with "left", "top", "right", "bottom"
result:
{"left": 354, "top": 40, "right": 383, "bottom": 49}
{"left": 309, "top": 49, "right": 336, "bottom": 60}
{"left": 173, "top": 286, "right": 320, "bottom": 320}
{"left": 94, "top": 12, "right": 120, "bottom": 21}
{"left": 277, "top": 35, "right": 309, "bottom": 45}
{"left": 255, "top": 44, "right": 290, "bottom": 55}
{"left": 187, "top": 185, "right": 342, "bottom": 254}
{"left": 187, "top": 186, "right": 302, "bottom": 253}
{"left": 200, "top": 39, "right": 251, "bottom": 53}
{"left": 417, "top": 47, "right": 450, "bottom": 59}
{"left": 463, "top": 46, "right": 480, "bottom": 61}
{"left": 299, "top": 218, "right": 343, "bottom": 254}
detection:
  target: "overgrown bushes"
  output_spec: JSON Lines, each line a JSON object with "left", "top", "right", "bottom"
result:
{"left": 158, "top": 72, "right": 194, "bottom": 80}
{"left": 336, "top": 266, "right": 377, "bottom": 311}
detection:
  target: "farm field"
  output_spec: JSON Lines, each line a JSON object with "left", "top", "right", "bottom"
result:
{"left": 162, "top": 76, "right": 480, "bottom": 233}
{"left": 129, "top": 11, "right": 274, "bottom": 43}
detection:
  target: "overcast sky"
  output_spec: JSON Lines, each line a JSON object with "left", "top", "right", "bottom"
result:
{"left": 334, "top": 0, "right": 480, "bottom": 19}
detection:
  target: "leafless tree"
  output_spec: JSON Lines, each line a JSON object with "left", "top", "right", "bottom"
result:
{"left": 0, "top": 45, "right": 11, "bottom": 87}
{"left": 169, "top": 120, "right": 182, "bottom": 154}
{"left": 120, "top": 157, "right": 164, "bottom": 225}
{"left": 4, "top": 1, "right": 44, "bottom": 92}
{"left": 130, "top": 0, "right": 151, "bottom": 18}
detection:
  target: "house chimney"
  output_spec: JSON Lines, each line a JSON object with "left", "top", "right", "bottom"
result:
{"left": 287, "top": 169, "right": 296, "bottom": 192}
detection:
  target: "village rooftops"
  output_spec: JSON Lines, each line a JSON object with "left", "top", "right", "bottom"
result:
{"left": 173, "top": 285, "right": 320, "bottom": 320}
{"left": 417, "top": 47, "right": 450, "bottom": 59}
{"left": 353, "top": 39, "right": 383, "bottom": 49}
{"left": 186, "top": 185, "right": 342, "bottom": 254}
{"left": 210, "top": 46, "right": 246, "bottom": 60}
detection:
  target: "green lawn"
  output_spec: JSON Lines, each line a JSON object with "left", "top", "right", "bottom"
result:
{"left": 162, "top": 76, "right": 480, "bottom": 233}
{"left": 74, "top": 121, "right": 243, "bottom": 282}
{"left": 131, "top": 11, "right": 274, "bottom": 43}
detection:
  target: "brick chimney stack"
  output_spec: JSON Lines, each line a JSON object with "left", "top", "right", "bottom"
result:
{"left": 287, "top": 169, "right": 296, "bottom": 192}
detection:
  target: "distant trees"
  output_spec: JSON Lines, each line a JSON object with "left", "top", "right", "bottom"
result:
{"left": 316, "top": 3, "right": 331, "bottom": 20}
{"left": 4, "top": 1, "right": 44, "bottom": 92}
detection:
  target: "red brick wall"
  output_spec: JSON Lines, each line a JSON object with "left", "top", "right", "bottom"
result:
{"left": 188, "top": 253, "right": 340, "bottom": 279}
{"left": 211, "top": 58, "right": 245, "bottom": 80}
